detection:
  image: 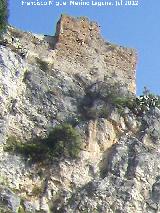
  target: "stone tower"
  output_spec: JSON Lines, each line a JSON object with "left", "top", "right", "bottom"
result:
{"left": 53, "top": 14, "right": 137, "bottom": 94}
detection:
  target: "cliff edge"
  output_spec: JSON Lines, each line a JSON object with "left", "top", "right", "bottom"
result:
{"left": 0, "top": 15, "right": 159, "bottom": 213}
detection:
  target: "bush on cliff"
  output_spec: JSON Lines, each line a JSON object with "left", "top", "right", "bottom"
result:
{"left": 46, "top": 123, "right": 82, "bottom": 158}
{"left": 4, "top": 123, "right": 82, "bottom": 162}
{"left": 112, "top": 87, "right": 160, "bottom": 115}
{"left": 80, "top": 82, "right": 160, "bottom": 119}
{"left": 4, "top": 136, "right": 49, "bottom": 162}
{"left": 0, "top": 0, "right": 8, "bottom": 34}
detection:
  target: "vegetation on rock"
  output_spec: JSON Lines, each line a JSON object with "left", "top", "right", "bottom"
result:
{"left": 46, "top": 123, "right": 82, "bottom": 158}
{"left": 0, "top": 0, "right": 8, "bottom": 34}
{"left": 4, "top": 135, "right": 48, "bottom": 162}
{"left": 4, "top": 123, "right": 82, "bottom": 162}
{"left": 112, "top": 90, "right": 160, "bottom": 116}
{"left": 80, "top": 82, "right": 160, "bottom": 119}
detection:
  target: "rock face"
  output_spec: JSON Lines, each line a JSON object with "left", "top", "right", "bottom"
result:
{"left": 0, "top": 15, "right": 159, "bottom": 213}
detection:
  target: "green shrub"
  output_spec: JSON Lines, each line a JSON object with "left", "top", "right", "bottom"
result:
{"left": 112, "top": 94, "right": 160, "bottom": 116}
{"left": 4, "top": 136, "right": 49, "bottom": 162}
{"left": 112, "top": 96, "right": 132, "bottom": 107}
{"left": 4, "top": 135, "right": 21, "bottom": 152}
{"left": 111, "top": 96, "right": 134, "bottom": 114}
{"left": 16, "top": 143, "right": 49, "bottom": 162}
{"left": 99, "top": 106, "right": 109, "bottom": 118}
{"left": 46, "top": 123, "right": 82, "bottom": 158}
{"left": 0, "top": 0, "right": 8, "bottom": 34}
{"left": 80, "top": 82, "right": 160, "bottom": 119}
{"left": 85, "top": 81, "right": 130, "bottom": 102}
{"left": 4, "top": 124, "right": 82, "bottom": 162}
{"left": 80, "top": 81, "right": 133, "bottom": 119}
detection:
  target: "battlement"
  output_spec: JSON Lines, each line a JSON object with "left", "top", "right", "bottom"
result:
{"left": 55, "top": 14, "right": 100, "bottom": 45}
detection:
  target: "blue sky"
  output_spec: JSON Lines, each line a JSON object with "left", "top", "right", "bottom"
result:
{"left": 8, "top": 0, "right": 160, "bottom": 95}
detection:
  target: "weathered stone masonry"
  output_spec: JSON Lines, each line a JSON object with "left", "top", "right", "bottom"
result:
{"left": 54, "top": 14, "right": 137, "bottom": 94}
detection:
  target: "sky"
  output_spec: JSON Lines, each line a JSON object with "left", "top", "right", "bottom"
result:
{"left": 8, "top": 0, "right": 160, "bottom": 95}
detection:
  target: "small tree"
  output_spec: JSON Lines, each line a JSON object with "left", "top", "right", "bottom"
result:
{"left": 4, "top": 124, "right": 82, "bottom": 162}
{"left": 46, "top": 123, "right": 82, "bottom": 158}
{"left": 0, "top": 0, "right": 8, "bottom": 34}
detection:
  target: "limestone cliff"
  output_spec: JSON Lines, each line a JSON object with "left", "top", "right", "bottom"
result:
{"left": 0, "top": 15, "right": 159, "bottom": 213}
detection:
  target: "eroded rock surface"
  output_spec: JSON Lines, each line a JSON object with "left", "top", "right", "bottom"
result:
{"left": 0, "top": 15, "right": 159, "bottom": 213}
